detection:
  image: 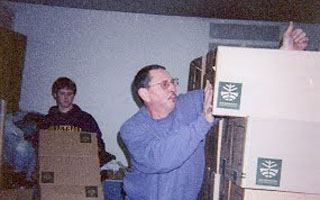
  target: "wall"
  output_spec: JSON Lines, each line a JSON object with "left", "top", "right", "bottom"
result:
{"left": 5, "top": 2, "right": 211, "bottom": 166}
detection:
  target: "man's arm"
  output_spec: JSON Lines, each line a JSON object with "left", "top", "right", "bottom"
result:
{"left": 280, "top": 21, "right": 309, "bottom": 50}
{"left": 121, "top": 117, "right": 215, "bottom": 173}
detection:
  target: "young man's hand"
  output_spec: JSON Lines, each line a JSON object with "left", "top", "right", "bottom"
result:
{"left": 280, "top": 21, "right": 309, "bottom": 51}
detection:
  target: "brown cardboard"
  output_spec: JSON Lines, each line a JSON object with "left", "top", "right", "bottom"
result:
{"left": 0, "top": 189, "right": 33, "bottom": 200}
{"left": 38, "top": 130, "right": 98, "bottom": 156}
{"left": 219, "top": 117, "right": 247, "bottom": 185}
{"left": 219, "top": 176, "right": 231, "bottom": 200}
{"left": 39, "top": 185, "right": 104, "bottom": 200}
{"left": 229, "top": 181, "right": 244, "bottom": 200}
{"left": 39, "top": 155, "right": 100, "bottom": 186}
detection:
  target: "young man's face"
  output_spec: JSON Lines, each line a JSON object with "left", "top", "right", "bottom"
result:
{"left": 53, "top": 88, "right": 75, "bottom": 112}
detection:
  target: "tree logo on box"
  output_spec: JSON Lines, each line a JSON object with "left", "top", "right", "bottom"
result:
{"left": 256, "top": 157, "right": 282, "bottom": 187}
{"left": 260, "top": 160, "right": 279, "bottom": 178}
{"left": 217, "top": 81, "right": 242, "bottom": 109}
{"left": 41, "top": 171, "right": 54, "bottom": 183}
{"left": 80, "top": 132, "right": 92, "bottom": 143}
{"left": 85, "top": 186, "right": 98, "bottom": 197}
{"left": 221, "top": 83, "right": 239, "bottom": 101}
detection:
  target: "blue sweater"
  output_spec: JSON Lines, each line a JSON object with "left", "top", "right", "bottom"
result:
{"left": 120, "top": 90, "right": 218, "bottom": 200}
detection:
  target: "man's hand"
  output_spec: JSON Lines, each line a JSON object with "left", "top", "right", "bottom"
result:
{"left": 280, "top": 21, "right": 309, "bottom": 51}
{"left": 202, "top": 80, "right": 214, "bottom": 123}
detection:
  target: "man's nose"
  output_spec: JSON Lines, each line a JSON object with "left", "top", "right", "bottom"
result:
{"left": 169, "top": 83, "right": 177, "bottom": 92}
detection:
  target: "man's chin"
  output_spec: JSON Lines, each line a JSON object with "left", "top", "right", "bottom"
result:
{"left": 167, "top": 102, "right": 176, "bottom": 112}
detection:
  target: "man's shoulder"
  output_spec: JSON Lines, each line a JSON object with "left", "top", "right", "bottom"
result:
{"left": 179, "top": 89, "right": 202, "bottom": 98}
{"left": 121, "top": 109, "right": 144, "bottom": 128}
{"left": 120, "top": 108, "right": 148, "bottom": 136}
{"left": 177, "top": 89, "right": 203, "bottom": 104}
{"left": 78, "top": 109, "right": 94, "bottom": 118}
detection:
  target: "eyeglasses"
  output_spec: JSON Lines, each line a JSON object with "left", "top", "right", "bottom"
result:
{"left": 148, "top": 78, "right": 179, "bottom": 89}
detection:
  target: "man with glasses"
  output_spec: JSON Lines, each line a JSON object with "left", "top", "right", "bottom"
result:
{"left": 120, "top": 65, "right": 218, "bottom": 200}
{"left": 120, "top": 22, "right": 308, "bottom": 200}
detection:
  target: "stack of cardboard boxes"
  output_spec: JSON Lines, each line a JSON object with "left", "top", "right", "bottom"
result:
{"left": 211, "top": 46, "right": 320, "bottom": 200}
{"left": 38, "top": 130, "right": 104, "bottom": 200}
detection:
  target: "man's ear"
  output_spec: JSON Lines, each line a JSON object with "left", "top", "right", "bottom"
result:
{"left": 53, "top": 92, "right": 57, "bottom": 99}
{"left": 138, "top": 88, "right": 150, "bottom": 103}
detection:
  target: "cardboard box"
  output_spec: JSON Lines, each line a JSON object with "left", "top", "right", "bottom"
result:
{"left": 242, "top": 117, "right": 320, "bottom": 194}
{"left": 212, "top": 46, "right": 320, "bottom": 195}
{"left": 219, "top": 117, "right": 246, "bottom": 182}
{"left": 38, "top": 129, "right": 102, "bottom": 194}
{"left": 213, "top": 46, "right": 320, "bottom": 122}
{"left": 0, "top": 188, "right": 33, "bottom": 200}
{"left": 219, "top": 116, "right": 320, "bottom": 194}
{"left": 220, "top": 180, "right": 320, "bottom": 200}
{"left": 39, "top": 155, "right": 100, "bottom": 186}
{"left": 39, "top": 185, "right": 104, "bottom": 200}
{"left": 38, "top": 130, "right": 98, "bottom": 157}
{"left": 243, "top": 189, "right": 320, "bottom": 200}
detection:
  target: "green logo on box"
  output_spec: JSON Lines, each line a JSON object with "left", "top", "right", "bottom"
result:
{"left": 80, "top": 133, "right": 92, "bottom": 143}
{"left": 41, "top": 171, "right": 54, "bottom": 183}
{"left": 85, "top": 186, "right": 98, "bottom": 197}
{"left": 217, "top": 81, "right": 242, "bottom": 109}
{"left": 256, "top": 157, "right": 282, "bottom": 187}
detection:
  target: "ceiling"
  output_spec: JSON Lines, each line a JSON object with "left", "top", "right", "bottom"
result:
{"left": 4, "top": 0, "right": 320, "bottom": 23}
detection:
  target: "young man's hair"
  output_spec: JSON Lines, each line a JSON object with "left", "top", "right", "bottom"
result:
{"left": 52, "top": 77, "right": 77, "bottom": 96}
{"left": 133, "top": 64, "right": 166, "bottom": 95}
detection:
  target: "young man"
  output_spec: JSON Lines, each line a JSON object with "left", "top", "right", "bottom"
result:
{"left": 120, "top": 65, "right": 218, "bottom": 200}
{"left": 41, "top": 77, "right": 115, "bottom": 166}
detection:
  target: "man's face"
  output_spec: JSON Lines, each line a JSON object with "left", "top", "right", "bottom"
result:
{"left": 145, "top": 69, "right": 177, "bottom": 115}
{"left": 54, "top": 88, "right": 75, "bottom": 111}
